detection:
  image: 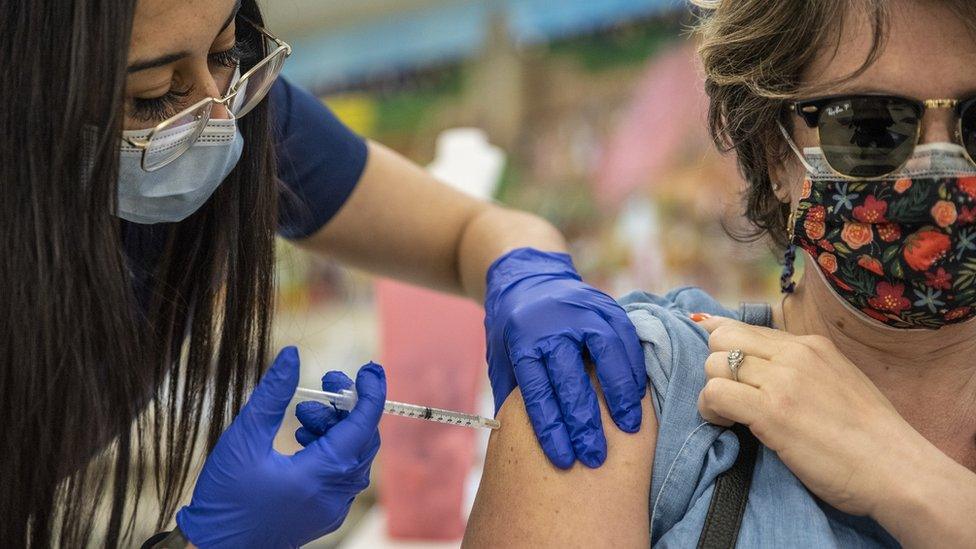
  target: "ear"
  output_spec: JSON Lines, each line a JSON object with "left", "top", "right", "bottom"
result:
{"left": 768, "top": 158, "right": 799, "bottom": 205}
{"left": 767, "top": 129, "right": 808, "bottom": 206}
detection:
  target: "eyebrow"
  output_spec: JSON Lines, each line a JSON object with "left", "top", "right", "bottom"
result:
{"left": 126, "top": 0, "right": 242, "bottom": 74}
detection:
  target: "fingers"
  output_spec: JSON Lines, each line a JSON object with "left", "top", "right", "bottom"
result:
{"left": 697, "top": 377, "right": 763, "bottom": 427}
{"left": 295, "top": 425, "right": 325, "bottom": 447}
{"left": 317, "top": 362, "right": 387, "bottom": 462}
{"left": 321, "top": 370, "right": 354, "bottom": 420}
{"left": 293, "top": 370, "right": 354, "bottom": 447}
{"left": 232, "top": 347, "right": 301, "bottom": 452}
{"left": 514, "top": 355, "right": 576, "bottom": 469}
{"left": 294, "top": 401, "right": 341, "bottom": 447}
{"left": 543, "top": 341, "right": 607, "bottom": 468}
{"left": 321, "top": 370, "right": 354, "bottom": 393}
{"left": 586, "top": 331, "right": 643, "bottom": 433}
{"left": 703, "top": 351, "right": 772, "bottom": 388}
{"left": 698, "top": 317, "right": 789, "bottom": 360}
{"left": 696, "top": 314, "right": 778, "bottom": 337}
{"left": 604, "top": 308, "right": 649, "bottom": 398}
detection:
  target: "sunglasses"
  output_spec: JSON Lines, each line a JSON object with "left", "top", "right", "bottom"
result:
{"left": 782, "top": 94, "right": 976, "bottom": 179}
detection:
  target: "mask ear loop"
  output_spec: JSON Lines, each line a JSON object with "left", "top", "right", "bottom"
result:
{"left": 776, "top": 121, "right": 804, "bottom": 294}
{"left": 777, "top": 121, "right": 817, "bottom": 173}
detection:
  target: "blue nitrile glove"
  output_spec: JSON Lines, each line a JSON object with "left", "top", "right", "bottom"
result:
{"left": 176, "top": 348, "right": 385, "bottom": 549}
{"left": 294, "top": 370, "right": 359, "bottom": 446}
{"left": 485, "top": 247, "right": 646, "bottom": 469}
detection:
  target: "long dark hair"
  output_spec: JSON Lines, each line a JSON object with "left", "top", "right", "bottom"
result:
{"left": 0, "top": 0, "right": 278, "bottom": 545}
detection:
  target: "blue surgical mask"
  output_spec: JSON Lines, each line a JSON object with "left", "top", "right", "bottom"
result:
{"left": 116, "top": 118, "right": 244, "bottom": 225}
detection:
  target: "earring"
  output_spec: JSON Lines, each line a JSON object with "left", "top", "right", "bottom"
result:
{"left": 772, "top": 180, "right": 782, "bottom": 191}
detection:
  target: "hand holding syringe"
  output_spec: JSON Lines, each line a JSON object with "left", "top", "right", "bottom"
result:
{"left": 295, "top": 386, "right": 501, "bottom": 430}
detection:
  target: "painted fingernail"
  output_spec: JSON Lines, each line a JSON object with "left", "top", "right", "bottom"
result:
{"left": 689, "top": 312, "right": 712, "bottom": 322}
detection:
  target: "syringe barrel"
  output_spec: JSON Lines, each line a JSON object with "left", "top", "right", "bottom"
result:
{"left": 293, "top": 387, "right": 500, "bottom": 430}
{"left": 332, "top": 389, "right": 357, "bottom": 411}
{"left": 294, "top": 387, "right": 357, "bottom": 411}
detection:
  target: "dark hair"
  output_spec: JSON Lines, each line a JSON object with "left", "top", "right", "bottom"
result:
{"left": 0, "top": 0, "right": 277, "bottom": 545}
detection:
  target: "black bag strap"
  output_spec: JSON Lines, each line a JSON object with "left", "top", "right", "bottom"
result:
{"left": 696, "top": 302, "right": 769, "bottom": 549}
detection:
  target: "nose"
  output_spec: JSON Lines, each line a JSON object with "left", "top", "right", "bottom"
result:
{"left": 919, "top": 106, "right": 956, "bottom": 144}
{"left": 190, "top": 65, "right": 233, "bottom": 120}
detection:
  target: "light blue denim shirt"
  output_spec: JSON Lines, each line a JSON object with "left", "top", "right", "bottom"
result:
{"left": 618, "top": 287, "right": 900, "bottom": 548}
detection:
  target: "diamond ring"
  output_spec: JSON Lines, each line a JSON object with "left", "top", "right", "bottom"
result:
{"left": 727, "top": 349, "right": 745, "bottom": 382}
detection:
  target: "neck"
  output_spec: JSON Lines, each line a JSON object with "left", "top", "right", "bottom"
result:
{"left": 776, "top": 258, "right": 976, "bottom": 400}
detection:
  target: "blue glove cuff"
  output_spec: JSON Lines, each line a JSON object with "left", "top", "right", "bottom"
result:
{"left": 486, "top": 248, "right": 581, "bottom": 301}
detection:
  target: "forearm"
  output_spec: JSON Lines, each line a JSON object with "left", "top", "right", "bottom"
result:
{"left": 873, "top": 431, "right": 976, "bottom": 548}
{"left": 301, "top": 141, "right": 567, "bottom": 299}
{"left": 456, "top": 205, "right": 568, "bottom": 302}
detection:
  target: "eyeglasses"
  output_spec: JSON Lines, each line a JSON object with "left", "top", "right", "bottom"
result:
{"left": 782, "top": 94, "right": 976, "bottom": 179}
{"left": 123, "top": 16, "right": 292, "bottom": 172}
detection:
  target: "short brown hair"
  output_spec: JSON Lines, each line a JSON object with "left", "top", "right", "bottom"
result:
{"left": 691, "top": 0, "right": 976, "bottom": 250}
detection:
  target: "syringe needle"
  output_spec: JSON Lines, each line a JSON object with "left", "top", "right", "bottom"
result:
{"left": 294, "top": 387, "right": 501, "bottom": 430}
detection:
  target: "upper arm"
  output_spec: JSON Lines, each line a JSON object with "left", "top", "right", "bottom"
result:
{"left": 463, "top": 371, "right": 657, "bottom": 548}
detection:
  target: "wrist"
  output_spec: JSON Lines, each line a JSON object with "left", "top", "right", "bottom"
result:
{"left": 486, "top": 247, "right": 578, "bottom": 288}
{"left": 458, "top": 206, "right": 569, "bottom": 300}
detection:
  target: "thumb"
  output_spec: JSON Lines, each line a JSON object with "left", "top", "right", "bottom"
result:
{"left": 232, "top": 346, "right": 301, "bottom": 450}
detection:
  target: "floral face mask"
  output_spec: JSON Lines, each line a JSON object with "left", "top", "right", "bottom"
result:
{"left": 791, "top": 143, "right": 976, "bottom": 329}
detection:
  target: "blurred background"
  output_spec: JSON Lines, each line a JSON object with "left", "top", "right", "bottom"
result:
{"left": 258, "top": 0, "right": 791, "bottom": 547}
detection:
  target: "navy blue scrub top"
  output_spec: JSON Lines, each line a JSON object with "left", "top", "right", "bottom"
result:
{"left": 121, "top": 78, "right": 368, "bottom": 298}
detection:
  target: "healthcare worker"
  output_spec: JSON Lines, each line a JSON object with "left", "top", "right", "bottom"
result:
{"left": 0, "top": 0, "right": 646, "bottom": 547}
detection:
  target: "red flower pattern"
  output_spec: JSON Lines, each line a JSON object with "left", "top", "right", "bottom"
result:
{"left": 959, "top": 205, "right": 976, "bottom": 224}
{"left": 853, "top": 195, "right": 888, "bottom": 223}
{"left": 877, "top": 223, "right": 901, "bottom": 243}
{"left": 959, "top": 177, "right": 976, "bottom": 200}
{"left": 925, "top": 267, "right": 952, "bottom": 290}
{"left": 857, "top": 255, "right": 884, "bottom": 276}
{"left": 945, "top": 307, "right": 972, "bottom": 321}
{"left": 804, "top": 219, "right": 825, "bottom": 241}
{"left": 903, "top": 229, "right": 950, "bottom": 272}
{"left": 867, "top": 282, "right": 911, "bottom": 314}
{"left": 801, "top": 179, "right": 812, "bottom": 199}
{"left": 794, "top": 176, "right": 976, "bottom": 327}
{"left": 807, "top": 205, "right": 826, "bottom": 222}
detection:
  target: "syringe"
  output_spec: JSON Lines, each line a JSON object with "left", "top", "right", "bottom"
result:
{"left": 295, "top": 387, "right": 501, "bottom": 430}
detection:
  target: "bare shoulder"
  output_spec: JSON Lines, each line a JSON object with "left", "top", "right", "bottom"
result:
{"left": 463, "top": 373, "right": 657, "bottom": 548}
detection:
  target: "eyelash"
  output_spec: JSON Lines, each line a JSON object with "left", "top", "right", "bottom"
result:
{"left": 210, "top": 39, "right": 251, "bottom": 70}
{"left": 129, "top": 85, "right": 195, "bottom": 123}
{"left": 128, "top": 39, "right": 257, "bottom": 123}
